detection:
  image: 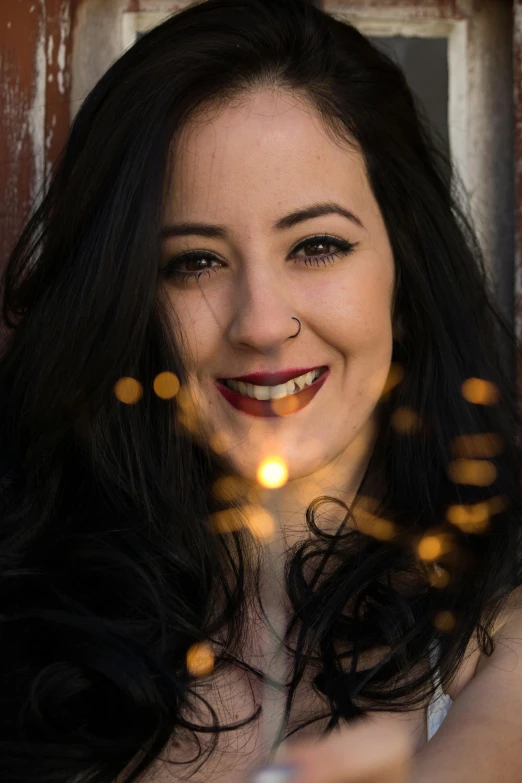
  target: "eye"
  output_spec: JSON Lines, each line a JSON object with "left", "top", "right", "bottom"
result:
{"left": 159, "top": 234, "right": 359, "bottom": 284}
{"left": 160, "top": 251, "right": 223, "bottom": 283}
{"left": 289, "top": 234, "right": 359, "bottom": 267}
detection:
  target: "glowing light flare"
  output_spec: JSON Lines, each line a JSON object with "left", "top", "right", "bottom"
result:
{"left": 488, "top": 494, "right": 510, "bottom": 515}
{"left": 446, "top": 502, "right": 490, "bottom": 534}
{"left": 461, "top": 378, "right": 500, "bottom": 405}
{"left": 211, "top": 475, "right": 258, "bottom": 505}
{"left": 450, "top": 433, "right": 504, "bottom": 459}
{"left": 269, "top": 393, "right": 302, "bottom": 417}
{"left": 209, "top": 508, "right": 244, "bottom": 534}
{"left": 351, "top": 497, "right": 397, "bottom": 541}
{"left": 243, "top": 505, "right": 276, "bottom": 539}
{"left": 391, "top": 407, "right": 420, "bottom": 434}
{"left": 186, "top": 642, "right": 214, "bottom": 678}
{"left": 114, "top": 377, "right": 143, "bottom": 404}
{"left": 257, "top": 457, "right": 288, "bottom": 489}
{"left": 432, "top": 611, "right": 456, "bottom": 633}
{"left": 209, "top": 431, "right": 234, "bottom": 455}
{"left": 417, "top": 534, "right": 453, "bottom": 562}
{"left": 153, "top": 371, "right": 180, "bottom": 399}
{"left": 447, "top": 459, "right": 497, "bottom": 486}
{"left": 356, "top": 512, "right": 396, "bottom": 540}
{"left": 175, "top": 386, "right": 202, "bottom": 436}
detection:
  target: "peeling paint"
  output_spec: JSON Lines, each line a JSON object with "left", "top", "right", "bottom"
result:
{"left": 47, "top": 33, "right": 54, "bottom": 65}
{"left": 56, "top": 2, "right": 70, "bottom": 96}
{"left": 28, "top": 0, "right": 47, "bottom": 206}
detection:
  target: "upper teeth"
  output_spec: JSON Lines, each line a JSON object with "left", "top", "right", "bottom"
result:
{"left": 224, "top": 369, "right": 323, "bottom": 400}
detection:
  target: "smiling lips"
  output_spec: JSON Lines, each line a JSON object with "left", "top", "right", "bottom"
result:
{"left": 215, "top": 366, "right": 329, "bottom": 418}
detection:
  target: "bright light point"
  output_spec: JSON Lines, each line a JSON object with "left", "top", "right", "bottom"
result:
{"left": 244, "top": 505, "right": 276, "bottom": 539}
{"left": 391, "top": 407, "right": 419, "bottom": 433}
{"left": 270, "top": 393, "right": 301, "bottom": 416}
{"left": 257, "top": 457, "right": 288, "bottom": 488}
{"left": 380, "top": 363, "right": 405, "bottom": 398}
{"left": 186, "top": 642, "right": 214, "bottom": 677}
{"left": 461, "top": 378, "right": 500, "bottom": 405}
{"left": 418, "top": 536, "right": 443, "bottom": 561}
{"left": 114, "top": 377, "right": 143, "bottom": 404}
{"left": 433, "top": 611, "right": 456, "bottom": 633}
{"left": 450, "top": 433, "right": 504, "bottom": 459}
{"left": 153, "top": 371, "right": 180, "bottom": 399}
{"left": 447, "top": 459, "right": 497, "bottom": 486}
{"left": 446, "top": 502, "right": 490, "bottom": 533}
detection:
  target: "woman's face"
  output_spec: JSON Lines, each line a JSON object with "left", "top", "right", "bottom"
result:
{"left": 161, "top": 89, "right": 395, "bottom": 483}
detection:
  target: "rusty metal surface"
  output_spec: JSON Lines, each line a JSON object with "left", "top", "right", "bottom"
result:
{"left": 0, "top": 0, "right": 77, "bottom": 270}
{"left": 324, "top": 0, "right": 467, "bottom": 18}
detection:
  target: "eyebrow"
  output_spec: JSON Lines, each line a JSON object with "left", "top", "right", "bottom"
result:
{"left": 160, "top": 201, "right": 365, "bottom": 240}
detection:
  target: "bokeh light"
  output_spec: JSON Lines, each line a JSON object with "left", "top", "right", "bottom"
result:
{"left": 209, "top": 431, "right": 234, "bottom": 455}
{"left": 243, "top": 504, "right": 276, "bottom": 539}
{"left": 257, "top": 457, "right": 288, "bottom": 489}
{"left": 418, "top": 534, "right": 453, "bottom": 562}
{"left": 176, "top": 386, "right": 201, "bottom": 436}
{"left": 186, "top": 642, "right": 214, "bottom": 677}
{"left": 461, "top": 378, "right": 500, "bottom": 405}
{"left": 209, "top": 508, "right": 244, "bottom": 534}
{"left": 355, "top": 511, "right": 396, "bottom": 540}
{"left": 447, "top": 459, "right": 497, "bottom": 486}
{"left": 153, "top": 371, "right": 180, "bottom": 399}
{"left": 114, "top": 377, "right": 143, "bottom": 404}
{"left": 270, "top": 393, "right": 302, "bottom": 417}
{"left": 380, "top": 362, "right": 405, "bottom": 399}
{"left": 432, "top": 611, "right": 456, "bottom": 633}
{"left": 212, "top": 475, "right": 257, "bottom": 505}
{"left": 446, "top": 502, "right": 490, "bottom": 534}
{"left": 450, "top": 432, "right": 504, "bottom": 459}
{"left": 391, "top": 407, "right": 419, "bottom": 434}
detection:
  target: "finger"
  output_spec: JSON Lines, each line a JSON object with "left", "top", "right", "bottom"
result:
{"left": 272, "top": 718, "right": 413, "bottom": 783}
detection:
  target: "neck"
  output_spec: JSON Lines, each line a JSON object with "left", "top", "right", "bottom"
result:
{"left": 253, "top": 413, "right": 380, "bottom": 549}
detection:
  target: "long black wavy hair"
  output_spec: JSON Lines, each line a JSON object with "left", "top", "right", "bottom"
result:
{"left": 1, "top": 0, "right": 521, "bottom": 780}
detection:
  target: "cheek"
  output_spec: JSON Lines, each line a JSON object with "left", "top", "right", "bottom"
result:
{"left": 164, "top": 291, "right": 220, "bottom": 373}
{"left": 303, "top": 263, "right": 394, "bottom": 355}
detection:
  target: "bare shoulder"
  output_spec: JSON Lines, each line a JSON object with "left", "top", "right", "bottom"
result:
{"left": 445, "top": 584, "right": 522, "bottom": 700}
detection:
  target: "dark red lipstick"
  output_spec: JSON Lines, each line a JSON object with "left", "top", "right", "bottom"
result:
{"left": 215, "top": 367, "right": 329, "bottom": 418}
{"left": 220, "top": 366, "right": 325, "bottom": 387}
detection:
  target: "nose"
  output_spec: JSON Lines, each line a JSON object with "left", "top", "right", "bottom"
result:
{"left": 226, "top": 263, "right": 298, "bottom": 353}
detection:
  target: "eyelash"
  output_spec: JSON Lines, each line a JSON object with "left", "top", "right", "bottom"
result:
{"left": 161, "top": 234, "right": 359, "bottom": 284}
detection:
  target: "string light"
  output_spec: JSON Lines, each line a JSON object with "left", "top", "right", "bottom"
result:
{"left": 450, "top": 432, "right": 504, "bottom": 459}
{"left": 380, "top": 362, "right": 405, "bottom": 398}
{"left": 446, "top": 502, "right": 490, "bottom": 534}
{"left": 433, "top": 611, "right": 456, "bottom": 633}
{"left": 257, "top": 457, "right": 288, "bottom": 489}
{"left": 418, "top": 534, "right": 453, "bottom": 562}
{"left": 114, "top": 377, "right": 143, "bottom": 404}
{"left": 186, "top": 642, "right": 214, "bottom": 677}
{"left": 243, "top": 505, "right": 276, "bottom": 539}
{"left": 391, "top": 407, "right": 419, "bottom": 434}
{"left": 461, "top": 378, "right": 500, "bottom": 405}
{"left": 447, "top": 459, "right": 497, "bottom": 486}
{"left": 153, "top": 371, "right": 180, "bottom": 399}
{"left": 270, "top": 394, "right": 302, "bottom": 417}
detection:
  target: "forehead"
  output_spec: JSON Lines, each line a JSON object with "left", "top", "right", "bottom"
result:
{"left": 163, "top": 89, "right": 375, "bottom": 226}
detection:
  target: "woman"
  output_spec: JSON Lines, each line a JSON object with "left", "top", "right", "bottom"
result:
{"left": 1, "top": 0, "right": 521, "bottom": 781}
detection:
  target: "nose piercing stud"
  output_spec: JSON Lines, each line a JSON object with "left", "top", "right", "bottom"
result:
{"left": 290, "top": 317, "right": 301, "bottom": 338}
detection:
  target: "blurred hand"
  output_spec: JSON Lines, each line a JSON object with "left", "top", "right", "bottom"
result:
{"left": 250, "top": 716, "right": 413, "bottom": 783}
